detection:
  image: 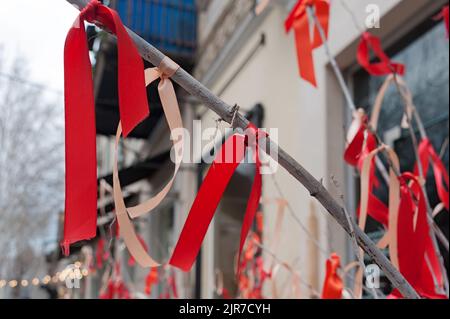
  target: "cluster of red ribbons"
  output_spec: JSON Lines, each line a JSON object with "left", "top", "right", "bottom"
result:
{"left": 63, "top": 0, "right": 149, "bottom": 254}
{"left": 170, "top": 124, "right": 265, "bottom": 274}
{"left": 344, "top": 73, "right": 449, "bottom": 298}
{"left": 99, "top": 263, "right": 131, "bottom": 299}
{"left": 357, "top": 32, "right": 405, "bottom": 76}
{"left": 321, "top": 253, "right": 343, "bottom": 299}
{"left": 415, "top": 138, "right": 449, "bottom": 211}
{"left": 238, "top": 232, "right": 266, "bottom": 299}
{"left": 389, "top": 173, "right": 446, "bottom": 299}
{"left": 64, "top": 1, "right": 265, "bottom": 279}
{"left": 285, "top": 0, "right": 330, "bottom": 87}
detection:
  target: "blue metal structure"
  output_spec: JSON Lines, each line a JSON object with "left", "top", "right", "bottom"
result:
{"left": 112, "top": 0, "right": 197, "bottom": 58}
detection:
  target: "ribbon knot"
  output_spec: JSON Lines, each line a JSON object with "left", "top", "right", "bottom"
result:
{"left": 157, "top": 56, "right": 179, "bottom": 79}
{"left": 80, "top": 0, "right": 99, "bottom": 22}
{"left": 285, "top": 0, "right": 330, "bottom": 87}
{"left": 357, "top": 32, "right": 406, "bottom": 76}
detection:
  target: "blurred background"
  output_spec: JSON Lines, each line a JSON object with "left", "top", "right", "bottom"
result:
{"left": 0, "top": 0, "right": 448, "bottom": 299}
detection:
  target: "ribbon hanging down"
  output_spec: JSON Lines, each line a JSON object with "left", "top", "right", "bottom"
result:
{"left": 113, "top": 58, "right": 183, "bottom": 268}
{"left": 169, "top": 124, "right": 265, "bottom": 275}
{"left": 354, "top": 145, "right": 401, "bottom": 298}
{"left": 285, "top": 0, "right": 330, "bottom": 87}
{"left": 321, "top": 253, "right": 343, "bottom": 299}
{"left": 344, "top": 74, "right": 416, "bottom": 227}
{"left": 344, "top": 110, "right": 388, "bottom": 227}
{"left": 415, "top": 138, "right": 449, "bottom": 211}
{"left": 359, "top": 147, "right": 445, "bottom": 299}
{"left": 357, "top": 32, "right": 405, "bottom": 76}
{"left": 390, "top": 173, "right": 446, "bottom": 299}
{"left": 63, "top": 0, "right": 149, "bottom": 254}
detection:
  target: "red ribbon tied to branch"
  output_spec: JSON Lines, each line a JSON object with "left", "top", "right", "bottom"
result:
{"left": 344, "top": 110, "right": 389, "bottom": 227}
{"left": 390, "top": 173, "right": 446, "bottom": 299}
{"left": 321, "top": 253, "right": 343, "bottom": 299}
{"left": 285, "top": 0, "right": 330, "bottom": 87}
{"left": 63, "top": 0, "right": 149, "bottom": 254}
{"left": 169, "top": 123, "right": 265, "bottom": 275}
{"left": 415, "top": 138, "right": 449, "bottom": 211}
{"left": 357, "top": 32, "right": 405, "bottom": 76}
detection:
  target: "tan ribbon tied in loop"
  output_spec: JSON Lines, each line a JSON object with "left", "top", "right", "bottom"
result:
{"left": 355, "top": 144, "right": 401, "bottom": 297}
{"left": 370, "top": 74, "right": 414, "bottom": 132}
{"left": 113, "top": 57, "right": 183, "bottom": 268}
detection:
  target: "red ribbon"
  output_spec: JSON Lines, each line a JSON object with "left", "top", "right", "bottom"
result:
{"left": 285, "top": 0, "right": 330, "bottom": 87}
{"left": 435, "top": 5, "right": 449, "bottom": 38}
{"left": 344, "top": 118, "right": 389, "bottom": 226}
{"left": 357, "top": 32, "right": 405, "bottom": 76}
{"left": 169, "top": 124, "right": 264, "bottom": 275}
{"left": 99, "top": 262, "right": 132, "bottom": 299}
{"left": 390, "top": 173, "right": 446, "bottom": 299}
{"left": 344, "top": 115, "right": 377, "bottom": 167}
{"left": 95, "top": 238, "right": 110, "bottom": 269}
{"left": 321, "top": 253, "right": 343, "bottom": 299}
{"left": 144, "top": 268, "right": 159, "bottom": 296}
{"left": 63, "top": 0, "right": 149, "bottom": 254}
{"left": 415, "top": 138, "right": 449, "bottom": 211}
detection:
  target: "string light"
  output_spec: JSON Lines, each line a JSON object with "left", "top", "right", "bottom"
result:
{"left": 0, "top": 261, "right": 90, "bottom": 289}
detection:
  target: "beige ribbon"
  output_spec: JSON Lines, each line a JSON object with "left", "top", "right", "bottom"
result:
{"left": 113, "top": 57, "right": 182, "bottom": 268}
{"left": 128, "top": 58, "right": 183, "bottom": 219}
{"left": 350, "top": 75, "right": 413, "bottom": 297}
{"left": 370, "top": 74, "right": 414, "bottom": 132}
{"left": 255, "top": 0, "right": 271, "bottom": 15}
{"left": 263, "top": 198, "right": 288, "bottom": 298}
{"left": 354, "top": 144, "right": 401, "bottom": 297}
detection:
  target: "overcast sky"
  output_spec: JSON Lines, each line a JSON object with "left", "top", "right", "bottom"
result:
{"left": 0, "top": 0, "right": 81, "bottom": 252}
{"left": 0, "top": 0, "right": 79, "bottom": 92}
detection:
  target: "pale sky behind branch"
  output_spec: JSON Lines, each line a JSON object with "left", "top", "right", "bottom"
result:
{"left": 0, "top": 0, "right": 79, "bottom": 92}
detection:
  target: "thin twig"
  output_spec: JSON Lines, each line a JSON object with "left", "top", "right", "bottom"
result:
{"left": 331, "top": 175, "right": 379, "bottom": 299}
